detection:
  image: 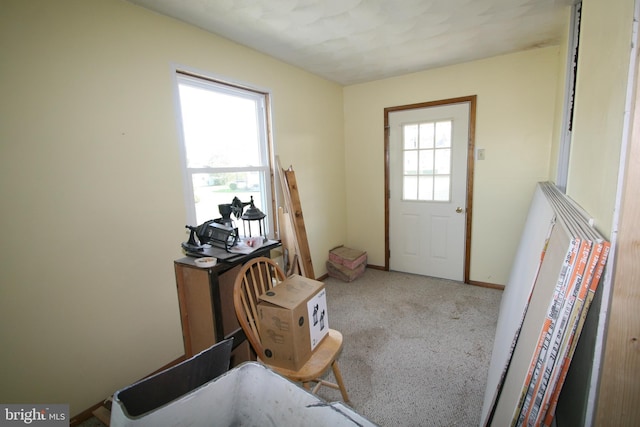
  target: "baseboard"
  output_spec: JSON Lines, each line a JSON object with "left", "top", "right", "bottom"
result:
{"left": 70, "top": 354, "right": 187, "bottom": 426}
{"left": 468, "top": 280, "right": 504, "bottom": 290}
{"left": 92, "top": 405, "right": 111, "bottom": 426}
{"left": 70, "top": 401, "right": 109, "bottom": 426}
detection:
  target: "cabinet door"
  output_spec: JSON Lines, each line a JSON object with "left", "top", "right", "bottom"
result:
{"left": 175, "top": 263, "right": 254, "bottom": 365}
{"left": 175, "top": 265, "right": 215, "bottom": 357}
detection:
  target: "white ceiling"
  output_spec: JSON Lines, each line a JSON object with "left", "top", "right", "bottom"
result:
{"left": 127, "top": 0, "right": 574, "bottom": 85}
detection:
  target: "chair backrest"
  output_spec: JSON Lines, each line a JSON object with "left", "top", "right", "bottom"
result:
{"left": 233, "top": 256, "right": 287, "bottom": 357}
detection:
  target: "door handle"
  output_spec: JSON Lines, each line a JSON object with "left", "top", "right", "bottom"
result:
{"left": 456, "top": 207, "right": 464, "bottom": 213}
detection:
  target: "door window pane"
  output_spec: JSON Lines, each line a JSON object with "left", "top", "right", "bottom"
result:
{"left": 419, "top": 122, "right": 434, "bottom": 148}
{"left": 434, "top": 176, "right": 450, "bottom": 201}
{"left": 403, "top": 124, "right": 418, "bottom": 149}
{"left": 401, "top": 119, "right": 452, "bottom": 202}
{"left": 403, "top": 176, "right": 418, "bottom": 200}
{"left": 434, "top": 149, "right": 451, "bottom": 174}
{"left": 419, "top": 150, "right": 434, "bottom": 174}
{"left": 404, "top": 151, "right": 418, "bottom": 175}
{"left": 435, "top": 121, "right": 452, "bottom": 148}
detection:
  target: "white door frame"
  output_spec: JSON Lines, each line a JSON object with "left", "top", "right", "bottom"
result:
{"left": 384, "top": 95, "right": 476, "bottom": 283}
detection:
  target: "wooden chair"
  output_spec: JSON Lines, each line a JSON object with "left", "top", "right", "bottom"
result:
{"left": 233, "top": 256, "right": 350, "bottom": 404}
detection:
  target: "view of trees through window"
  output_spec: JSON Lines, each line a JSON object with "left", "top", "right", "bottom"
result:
{"left": 176, "top": 72, "right": 272, "bottom": 233}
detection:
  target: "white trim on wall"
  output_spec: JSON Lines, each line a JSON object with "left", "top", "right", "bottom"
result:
{"left": 556, "top": 2, "right": 582, "bottom": 193}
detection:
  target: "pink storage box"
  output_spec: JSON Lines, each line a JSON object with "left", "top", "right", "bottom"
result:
{"left": 328, "top": 246, "right": 367, "bottom": 270}
{"left": 326, "top": 260, "right": 366, "bottom": 282}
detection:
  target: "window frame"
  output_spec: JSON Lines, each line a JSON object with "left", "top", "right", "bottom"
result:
{"left": 173, "top": 69, "right": 276, "bottom": 237}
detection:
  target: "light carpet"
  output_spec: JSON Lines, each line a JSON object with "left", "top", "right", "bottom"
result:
{"left": 315, "top": 268, "right": 503, "bottom": 427}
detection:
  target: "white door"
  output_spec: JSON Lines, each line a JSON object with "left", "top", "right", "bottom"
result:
{"left": 388, "top": 102, "right": 470, "bottom": 280}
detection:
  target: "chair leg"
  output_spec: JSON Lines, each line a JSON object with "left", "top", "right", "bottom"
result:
{"left": 331, "top": 360, "right": 350, "bottom": 405}
{"left": 302, "top": 381, "right": 311, "bottom": 390}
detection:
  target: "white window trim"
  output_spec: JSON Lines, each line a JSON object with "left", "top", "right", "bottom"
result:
{"left": 171, "top": 66, "right": 276, "bottom": 235}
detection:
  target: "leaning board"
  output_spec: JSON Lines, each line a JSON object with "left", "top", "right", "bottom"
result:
{"left": 482, "top": 182, "right": 610, "bottom": 426}
{"left": 480, "top": 184, "right": 556, "bottom": 423}
{"left": 490, "top": 221, "right": 573, "bottom": 424}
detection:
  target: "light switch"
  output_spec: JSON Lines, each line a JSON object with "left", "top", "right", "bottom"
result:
{"left": 477, "top": 148, "right": 485, "bottom": 160}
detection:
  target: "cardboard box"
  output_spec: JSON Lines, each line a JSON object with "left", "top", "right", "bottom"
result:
{"left": 327, "top": 259, "right": 366, "bottom": 282}
{"left": 329, "top": 246, "right": 367, "bottom": 270}
{"left": 257, "top": 275, "right": 329, "bottom": 370}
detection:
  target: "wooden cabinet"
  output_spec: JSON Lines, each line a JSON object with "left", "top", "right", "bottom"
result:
{"left": 174, "top": 242, "right": 280, "bottom": 367}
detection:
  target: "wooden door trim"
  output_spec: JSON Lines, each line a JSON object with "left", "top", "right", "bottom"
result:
{"left": 384, "top": 95, "right": 477, "bottom": 283}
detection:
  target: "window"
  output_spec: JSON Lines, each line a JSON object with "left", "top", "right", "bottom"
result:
{"left": 402, "top": 120, "right": 452, "bottom": 202}
{"left": 175, "top": 72, "right": 273, "bottom": 235}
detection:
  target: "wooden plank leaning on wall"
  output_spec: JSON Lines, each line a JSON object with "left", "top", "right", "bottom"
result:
{"left": 276, "top": 157, "right": 315, "bottom": 279}
{"left": 594, "top": 53, "right": 640, "bottom": 426}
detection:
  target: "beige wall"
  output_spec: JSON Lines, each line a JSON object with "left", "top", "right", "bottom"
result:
{"left": 566, "top": 0, "right": 634, "bottom": 239}
{"left": 344, "top": 46, "right": 562, "bottom": 285}
{"left": 555, "top": 0, "right": 635, "bottom": 423}
{"left": 0, "top": 0, "right": 345, "bottom": 415}
{"left": 2, "top": 0, "right": 633, "bottom": 420}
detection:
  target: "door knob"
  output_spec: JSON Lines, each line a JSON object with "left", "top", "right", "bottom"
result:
{"left": 456, "top": 207, "right": 464, "bottom": 213}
